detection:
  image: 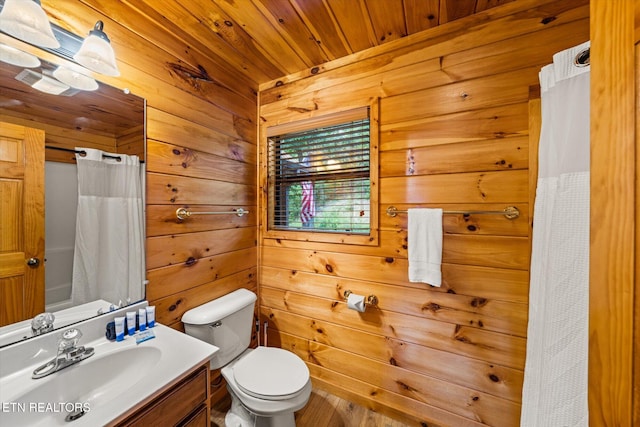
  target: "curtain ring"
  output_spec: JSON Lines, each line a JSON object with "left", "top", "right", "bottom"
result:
{"left": 574, "top": 48, "right": 589, "bottom": 67}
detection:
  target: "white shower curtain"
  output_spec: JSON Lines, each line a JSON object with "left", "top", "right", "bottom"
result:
{"left": 521, "top": 41, "right": 590, "bottom": 426}
{"left": 72, "top": 148, "right": 144, "bottom": 307}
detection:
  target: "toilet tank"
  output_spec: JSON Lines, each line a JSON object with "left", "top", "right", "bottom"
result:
{"left": 181, "top": 288, "right": 257, "bottom": 369}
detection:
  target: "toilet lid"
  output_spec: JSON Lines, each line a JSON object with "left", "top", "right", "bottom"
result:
{"left": 233, "top": 347, "right": 309, "bottom": 400}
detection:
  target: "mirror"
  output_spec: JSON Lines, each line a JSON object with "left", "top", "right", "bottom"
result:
{"left": 0, "top": 42, "right": 145, "bottom": 347}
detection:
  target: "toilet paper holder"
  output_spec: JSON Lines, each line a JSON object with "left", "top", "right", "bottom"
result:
{"left": 343, "top": 290, "right": 378, "bottom": 306}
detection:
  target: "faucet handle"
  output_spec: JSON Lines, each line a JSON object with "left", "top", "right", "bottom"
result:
{"left": 31, "top": 312, "right": 55, "bottom": 335}
{"left": 58, "top": 328, "right": 82, "bottom": 352}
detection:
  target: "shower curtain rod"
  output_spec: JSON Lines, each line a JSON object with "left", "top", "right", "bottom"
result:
{"left": 45, "top": 145, "right": 145, "bottom": 163}
{"left": 386, "top": 205, "right": 520, "bottom": 219}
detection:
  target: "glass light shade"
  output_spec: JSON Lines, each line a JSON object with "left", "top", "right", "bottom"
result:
{"left": 31, "top": 74, "right": 69, "bottom": 95}
{"left": 0, "top": 43, "right": 40, "bottom": 67}
{"left": 0, "top": 0, "right": 59, "bottom": 48}
{"left": 73, "top": 22, "right": 119, "bottom": 77}
{"left": 53, "top": 66, "right": 98, "bottom": 91}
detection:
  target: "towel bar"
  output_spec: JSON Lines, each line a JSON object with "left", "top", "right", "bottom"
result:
{"left": 176, "top": 207, "right": 249, "bottom": 220}
{"left": 386, "top": 206, "right": 519, "bottom": 220}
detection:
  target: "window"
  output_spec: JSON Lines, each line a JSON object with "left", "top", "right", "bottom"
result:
{"left": 265, "top": 106, "right": 378, "bottom": 245}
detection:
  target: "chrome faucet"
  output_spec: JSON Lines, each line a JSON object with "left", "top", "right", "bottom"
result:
{"left": 32, "top": 328, "right": 95, "bottom": 379}
{"left": 31, "top": 312, "right": 55, "bottom": 336}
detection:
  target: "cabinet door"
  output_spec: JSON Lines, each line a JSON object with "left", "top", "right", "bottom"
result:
{"left": 178, "top": 404, "right": 207, "bottom": 427}
{"left": 118, "top": 365, "right": 208, "bottom": 427}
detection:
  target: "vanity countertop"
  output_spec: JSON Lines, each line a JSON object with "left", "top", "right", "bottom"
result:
{"left": 0, "top": 303, "right": 218, "bottom": 427}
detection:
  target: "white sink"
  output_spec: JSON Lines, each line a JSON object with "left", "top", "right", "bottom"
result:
{"left": 1, "top": 347, "right": 161, "bottom": 426}
{"left": 0, "top": 304, "right": 218, "bottom": 426}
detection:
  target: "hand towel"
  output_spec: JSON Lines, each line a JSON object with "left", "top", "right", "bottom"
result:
{"left": 408, "top": 208, "right": 443, "bottom": 286}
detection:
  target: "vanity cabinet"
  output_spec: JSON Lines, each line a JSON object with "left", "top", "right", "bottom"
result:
{"left": 114, "top": 362, "right": 210, "bottom": 427}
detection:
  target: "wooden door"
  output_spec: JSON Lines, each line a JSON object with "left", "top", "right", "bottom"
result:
{"left": 0, "top": 121, "right": 45, "bottom": 326}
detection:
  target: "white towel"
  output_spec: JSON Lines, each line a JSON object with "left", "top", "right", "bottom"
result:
{"left": 408, "top": 208, "right": 443, "bottom": 286}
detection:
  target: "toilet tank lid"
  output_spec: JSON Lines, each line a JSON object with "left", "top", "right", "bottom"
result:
{"left": 181, "top": 288, "right": 257, "bottom": 325}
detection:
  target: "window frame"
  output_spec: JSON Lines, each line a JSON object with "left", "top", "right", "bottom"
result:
{"left": 261, "top": 101, "right": 379, "bottom": 246}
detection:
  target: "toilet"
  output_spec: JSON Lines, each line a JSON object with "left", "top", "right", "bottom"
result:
{"left": 181, "top": 288, "right": 311, "bottom": 427}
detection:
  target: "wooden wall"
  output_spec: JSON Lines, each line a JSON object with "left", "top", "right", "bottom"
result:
{"left": 30, "top": 1, "right": 637, "bottom": 425}
{"left": 0, "top": 114, "right": 117, "bottom": 163}
{"left": 0, "top": 116, "right": 144, "bottom": 163}
{"left": 40, "top": 0, "right": 260, "bottom": 396}
{"left": 258, "top": 1, "right": 589, "bottom": 426}
{"left": 636, "top": 3, "right": 640, "bottom": 423}
{"left": 589, "top": 1, "right": 638, "bottom": 426}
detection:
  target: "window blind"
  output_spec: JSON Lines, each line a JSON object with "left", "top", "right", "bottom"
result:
{"left": 268, "top": 112, "right": 371, "bottom": 234}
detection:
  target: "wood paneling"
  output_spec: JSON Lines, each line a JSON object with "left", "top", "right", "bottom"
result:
{"left": 147, "top": 228, "right": 256, "bottom": 270}
{"left": 305, "top": 363, "right": 481, "bottom": 427}
{"left": 261, "top": 287, "right": 526, "bottom": 369}
{"left": 1, "top": 113, "right": 119, "bottom": 164}
{"left": 146, "top": 140, "right": 256, "bottom": 185}
{"left": 154, "top": 269, "right": 257, "bottom": 327}
{"left": 146, "top": 248, "right": 257, "bottom": 301}
{"left": 146, "top": 205, "right": 257, "bottom": 237}
{"left": 0, "top": 276, "right": 24, "bottom": 326}
{"left": 46, "top": 1, "right": 256, "bottom": 122}
{"left": 38, "top": 3, "right": 258, "bottom": 407}
{"left": 146, "top": 173, "right": 255, "bottom": 206}
{"left": 589, "top": 1, "right": 636, "bottom": 426}
{"left": 379, "top": 136, "right": 529, "bottom": 177}
{"left": 380, "top": 170, "right": 529, "bottom": 204}
{"left": 21, "top": 0, "right": 635, "bottom": 423}
{"left": 261, "top": 268, "right": 527, "bottom": 337}
{"left": 380, "top": 103, "right": 530, "bottom": 151}
{"left": 258, "top": 1, "right": 589, "bottom": 425}
{"left": 261, "top": 262, "right": 529, "bottom": 305}
{"left": 0, "top": 37, "right": 144, "bottom": 140}
{"left": 259, "top": 0, "right": 589, "bottom": 92}
{"left": 380, "top": 67, "right": 539, "bottom": 125}
{"left": 146, "top": 108, "right": 256, "bottom": 162}
{"left": 636, "top": 7, "right": 640, "bottom": 424}
{"left": 265, "top": 308, "right": 524, "bottom": 401}
{"left": 276, "top": 330, "right": 521, "bottom": 426}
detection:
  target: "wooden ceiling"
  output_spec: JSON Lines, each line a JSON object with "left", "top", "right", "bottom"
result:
{"left": 3, "top": 0, "right": 517, "bottom": 127}
{"left": 0, "top": 56, "right": 144, "bottom": 138}
{"left": 105, "top": 0, "right": 515, "bottom": 86}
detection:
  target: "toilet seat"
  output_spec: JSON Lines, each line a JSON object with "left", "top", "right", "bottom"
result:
{"left": 233, "top": 347, "right": 309, "bottom": 401}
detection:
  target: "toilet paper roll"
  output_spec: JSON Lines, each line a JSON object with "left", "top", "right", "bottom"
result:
{"left": 347, "top": 293, "right": 366, "bottom": 312}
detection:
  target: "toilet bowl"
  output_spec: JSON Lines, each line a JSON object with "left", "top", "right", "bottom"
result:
{"left": 223, "top": 347, "right": 312, "bottom": 427}
{"left": 181, "top": 289, "right": 311, "bottom": 427}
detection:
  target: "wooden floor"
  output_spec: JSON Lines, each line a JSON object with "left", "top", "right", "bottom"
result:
{"left": 211, "top": 388, "right": 409, "bottom": 427}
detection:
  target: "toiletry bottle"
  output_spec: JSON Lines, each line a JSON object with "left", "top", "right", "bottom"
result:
{"left": 138, "top": 308, "right": 147, "bottom": 331}
{"left": 114, "top": 317, "right": 125, "bottom": 342}
{"left": 105, "top": 321, "right": 116, "bottom": 341}
{"left": 145, "top": 306, "right": 156, "bottom": 328}
{"left": 126, "top": 311, "right": 136, "bottom": 335}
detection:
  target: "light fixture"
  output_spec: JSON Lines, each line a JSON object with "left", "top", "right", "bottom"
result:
{"left": 0, "top": 0, "right": 59, "bottom": 48}
{"left": 0, "top": 42, "right": 40, "bottom": 67}
{"left": 53, "top": 66, "right": 98, "bottom": 91}
{"left": 73, "top": 20, "right": 119, "bottom": 77}
{"left": 15, "top": 68, "right": 69, "bottom": 95}
{"left": 32, "top": 74, "right": 68, "bottom": 94}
